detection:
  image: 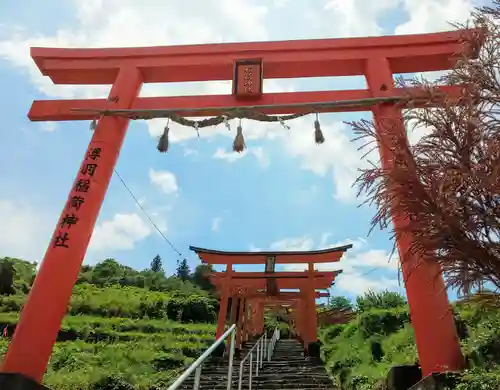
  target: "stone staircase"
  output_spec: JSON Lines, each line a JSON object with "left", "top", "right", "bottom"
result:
{"left": 177, "top": 337, "right": 337, "bottom": 389}
{"left": 251, "top": 339, "right": 337, "bottom": 390}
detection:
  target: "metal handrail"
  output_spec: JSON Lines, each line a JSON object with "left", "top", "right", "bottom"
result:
{"left": 237, "top": 327, "right": 280, "bottom": 390}
{"left": 167, "top": 324, "right": 237, "bottom": 390}
{"left": 267, "top": 327, "right": 280, "bottom": 362}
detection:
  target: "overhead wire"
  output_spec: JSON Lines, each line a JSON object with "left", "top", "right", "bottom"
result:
{"left": 113, "top": 168, "right": 185, "bottom": 259}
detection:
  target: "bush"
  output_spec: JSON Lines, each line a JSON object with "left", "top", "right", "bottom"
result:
{"left": 91, "top": 375, "right": 135, "bottom": 390}
{"left": 461, "top": 308, "right": 500, "bottom": 369}
{"left": 455, "top": 367, "right": 500, "bottom": 390}
{"left": 152, "top": 353, "right": 185, "bottom": 371}
{"left": 358, "top": 307, "right": 409, "bottom": 338}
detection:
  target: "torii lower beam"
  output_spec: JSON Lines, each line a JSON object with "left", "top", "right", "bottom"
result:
{"left": 242, "top": 291, "right": 330, "bottom": 299}
{"left": 211, "top": 277, "right": 336, "bottom": 290}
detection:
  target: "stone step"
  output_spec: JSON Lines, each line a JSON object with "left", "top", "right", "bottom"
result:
{"left": 179, "top": 380, "right": 335, "bottom": 387}
{"left": 179, "top": 384, "right": 336, "bottom": 390}
{"left": 181, "top": 373, "right": 332, "bottom": 383}
{"left": 181, "top": 372, "right": 329, "bottom": 382}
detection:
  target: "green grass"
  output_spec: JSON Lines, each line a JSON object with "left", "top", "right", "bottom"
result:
{"left": 319, "top": 303, "right": 500, "bottom": 390}
{"left": 0, "top": 283, "right": 218, "bottom": 323}
{"left": 0, "top": 312, "right": 216, "bottom": 390}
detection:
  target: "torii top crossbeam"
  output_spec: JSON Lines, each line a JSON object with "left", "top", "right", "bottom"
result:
{"left": 189, "top": 245, "right": 352, "bottom": 264}
{"left": 32, "top": 31, "right": 464, "bottom": 84}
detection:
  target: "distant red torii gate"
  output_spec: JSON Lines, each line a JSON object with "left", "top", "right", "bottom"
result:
{"left": 194, "top": 247, "right": 346, "bottom": 351}
{"left": 0, "top": 29, "right": 476, "bottom": 383}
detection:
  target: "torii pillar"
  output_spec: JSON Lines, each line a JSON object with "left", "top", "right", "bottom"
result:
{"left": 303, "top": 262, "right": 319, "bottom": 348}
{"left": 215, "top": 265, "right": 232, "bottom": 339}
{"left": 0, "top": 67, "right": 143, "bottom": 384}
{"left": 365, "top": 57, "right": 463, "bottom": 374}
{"left": 236, "top": 297, "right": 247, "bottom": 350}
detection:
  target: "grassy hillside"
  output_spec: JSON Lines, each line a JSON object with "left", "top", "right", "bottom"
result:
{"left": 319, "top": 292, "right": 500, "bottom": 390}
{"left": 0, "top": 315, "right": 216, "bottom": 389}
{"left": 0, "top": 256, "right": 218, "bottom": 389}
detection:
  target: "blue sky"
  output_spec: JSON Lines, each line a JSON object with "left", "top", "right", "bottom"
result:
{"left": 0, "top": 0, "right": 485, "bottom": 302}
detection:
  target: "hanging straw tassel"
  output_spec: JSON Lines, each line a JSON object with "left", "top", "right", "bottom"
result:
{"left": 90, "top": 118, "right": 98, "bottom": 131}
{"left": 233, "top": 119, "right": 246, "bottom": 153}
{"left": 222, "top": 115, "right": 231, "bottom": 131}
{"left": 157, "top": 119, "right": 170, "bottom": 153}
{"left": 314, "top": 113, "right": 325, "bottom": 144}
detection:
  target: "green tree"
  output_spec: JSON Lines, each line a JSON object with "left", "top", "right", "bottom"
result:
{"left": 356, "top": 290, "right": 406, "bottom": 312}
{"left": 89, "top": 259, "right": 137, "bottom": 287}
{"left": 192, "top": 264, "right": 215, "bottom": 292}
{"left": 0, "top": 258, "right": 16, "bottom": 295}
{"left": 328, "top": 296, "right": 352, "bottom": 311}
{"left": 151, "top": 255, "right": 163, "bottom": 273}
{"left": 176, "top": 259, "right": 191, "bottom": 282}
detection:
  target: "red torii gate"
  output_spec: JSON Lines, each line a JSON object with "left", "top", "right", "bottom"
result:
{"left": 192, "top": 245, "right": 346, "bottom": 352}
{"left": 210, "top": 270, "right": 339, "bottom": 348}
{"left": 225, "top": 294, "right": 328, "bottom": 349}
{"left": 0, "top": 29, "right": 474, "bottom": 385}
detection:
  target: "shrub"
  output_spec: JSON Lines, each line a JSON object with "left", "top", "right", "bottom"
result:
{"left": 358, "top": 307, "right": 409, "bottom": 338}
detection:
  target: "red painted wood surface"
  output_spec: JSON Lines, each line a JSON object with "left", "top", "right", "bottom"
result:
{"left": 31, "top": 30, "right": 473, "bottom": 84}
{"left": 190, "top": 245, "right": 350, "bottom": 264}
{"left": 233, "top": 60, "right": 262, "bottom": 99}
{"left": 28, "top": 85, "right": 464, "bottom": 121}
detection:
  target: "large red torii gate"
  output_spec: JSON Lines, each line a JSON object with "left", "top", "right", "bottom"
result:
{"left": 0, "top": 29, "right": 474, "bottom": 384}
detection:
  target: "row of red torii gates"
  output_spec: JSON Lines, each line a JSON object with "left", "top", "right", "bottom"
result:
{"left": 0, "top": 25, "right": 480, "bottom": 387}
{"left": 190, "top": 245, "right": 351, "bottom": 351}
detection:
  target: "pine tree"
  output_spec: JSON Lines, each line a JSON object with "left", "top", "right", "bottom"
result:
{"left": 150, "top": 255, "right": 163, "bottom": 273}
{"left": 176, "top": 259, "right": 191, "bottom": 281}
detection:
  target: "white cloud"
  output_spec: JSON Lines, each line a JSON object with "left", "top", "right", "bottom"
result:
{"left": 281, "top": 118, "right": 374, "bottom": 203}
{"left": 317, "top": 0, "right": 475, "bottom": 39}
{"left": 267, "top": 233, "right": 400, "bottom": 295}
{"left": 89, "top": 213, "right": 151, "bottom": 252}
{"left": 249, "top": 244, "right": 262, "bottom": 252}
{"left": 335, "top": 271, "right": 400, "bottom": 295}
{"left": 0, "top": 0, "right": 269, "bottom": 100}
{"left": 270, "top": 236, "right": 315, "bottom": 252}
{"left": 183, "top": 148, "right": 199, "bottom": 157}
{"left": 0, "top": 200, "right": 157, "bottom": 263}
{"left": 211, "top": 217, "right": 222, "bottom": 232}
{"left": 396, "top": 0, "right": 476, "bottom": 35}
{"left": 213, "top": 148, "right": 247, "bottom": 163}
{"left": 212, "top": 146, "right": 271, "bottom": 168}
{"left": 252, "top": 147, "right": 270, "bottom": 168}
{"left": 39, "top": 122, "right": 58, "bottom": 132}
{"left": 0, "top": 199, "right": 53, "bottom": 262}
{"left": 149, "top": 168, "right": 179, "bottom": 195}
{"left": 274, "top": 0, "right": 290, "bottom": 7}
{"left": 323, "top": 0, "right": 400, "bottom": 37}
